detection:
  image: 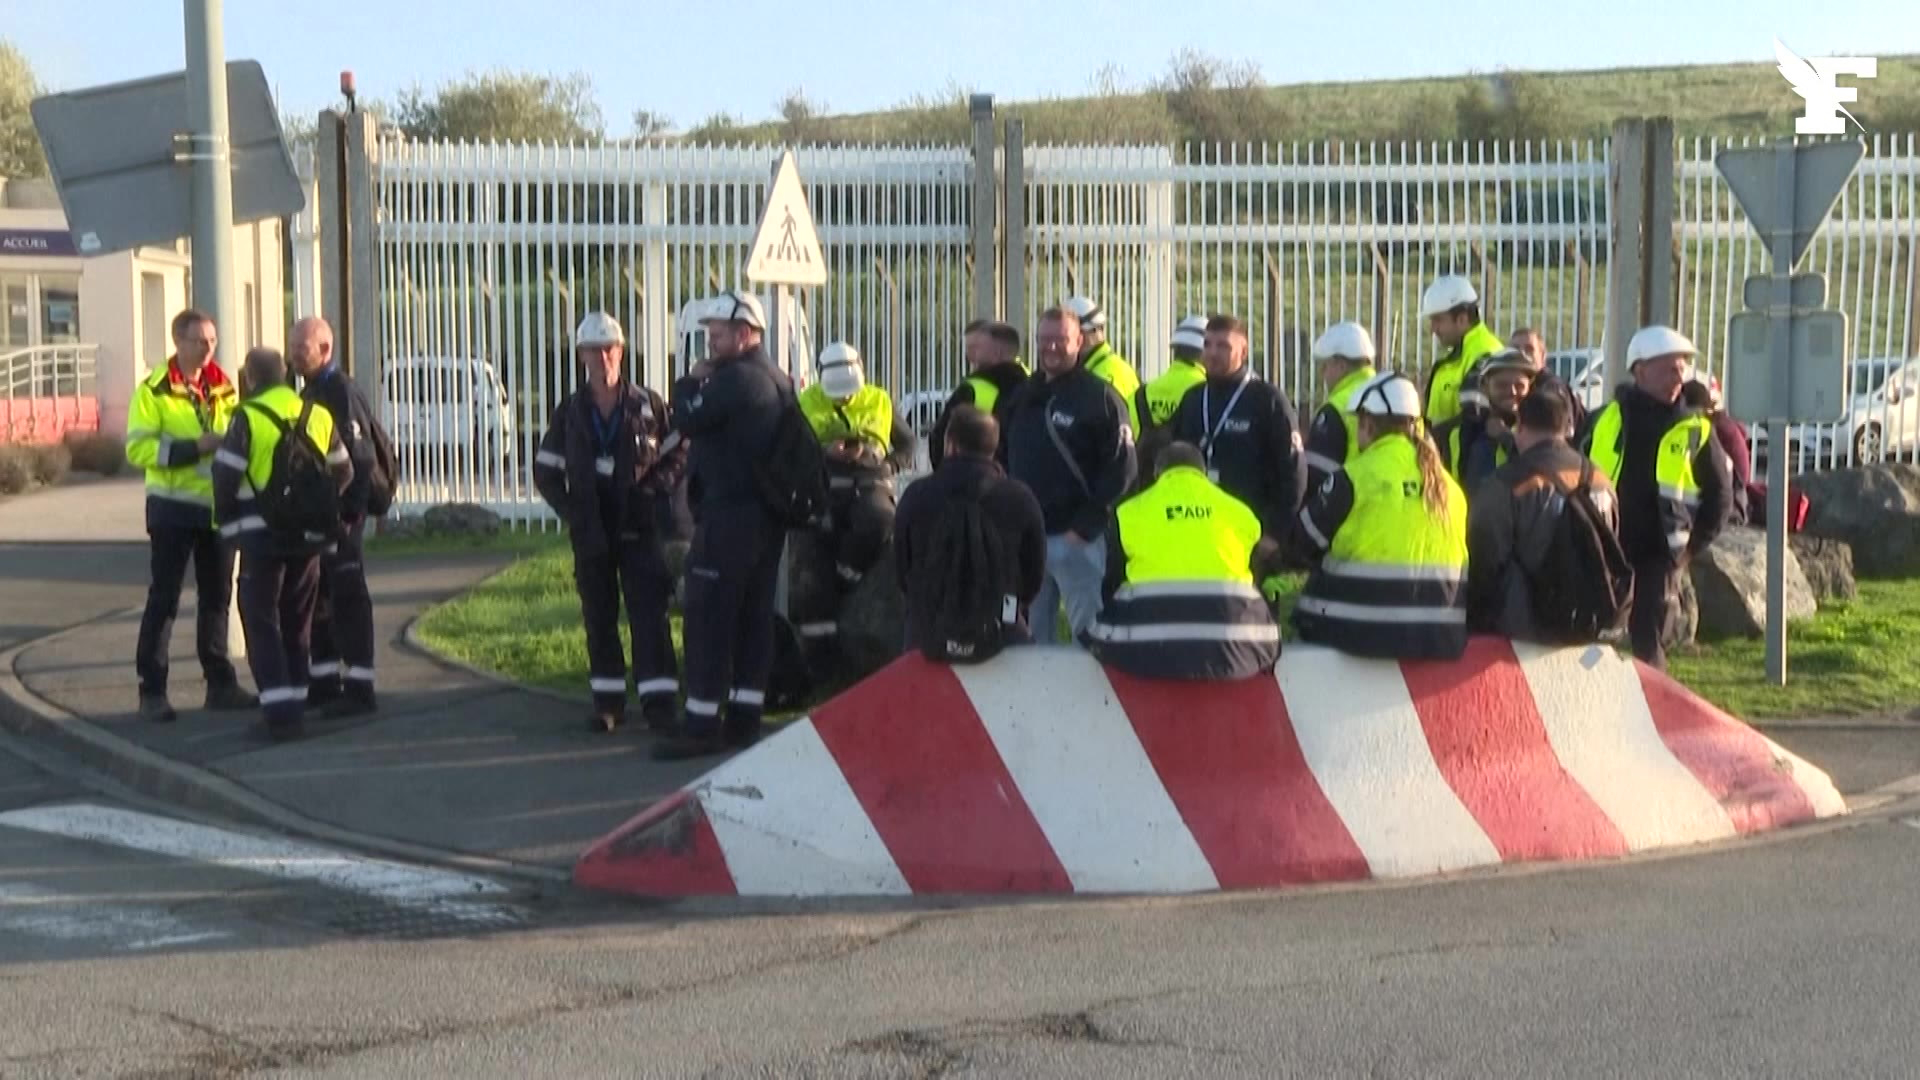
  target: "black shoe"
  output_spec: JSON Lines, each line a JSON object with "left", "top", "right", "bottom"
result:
{"left": 308, "top": 680, "right": 344, "bottom": 708}
{"left": 722, "top": 718, "right": 763, "bottom": 750}
{"left": 138, "top": 693, "right": 177, "bottom": 724}
{"left": 588, "top": 707, "right": 624, "bottom": 734}
{"left": 321, "top": 694, "right": 378, "bottom": 721}
{"left": 204, "top": 683, "right": 259, "bottom": 712}
{"left": 640, "top": 700, "right": 678, "bottom": 736}
{"left": 265, "top": 717, "right": 306, "bottom": 742}
{"left": 650, "top": 733, "right": 726, "bottom": 761}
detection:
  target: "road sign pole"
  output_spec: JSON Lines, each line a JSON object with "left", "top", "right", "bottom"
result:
{"left": 183, "top": 0, "right": 239, "bottom": 372}
{"left": 769, "top": 283, "right": 795, "bottom": 620}
{"left": 1763, "top": 143, "right": 1798, "bottom": 686}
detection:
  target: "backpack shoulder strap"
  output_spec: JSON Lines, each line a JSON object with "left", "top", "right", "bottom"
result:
{"left": 242, "top": 400, "right": 292, "bottom": 436}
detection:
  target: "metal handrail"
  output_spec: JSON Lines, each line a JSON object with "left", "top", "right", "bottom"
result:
{"left": 0, "top": 344, "right": 99, "bottom": 400}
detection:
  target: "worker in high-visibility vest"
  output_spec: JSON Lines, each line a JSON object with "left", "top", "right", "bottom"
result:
{"left": 929, "top": 319, "right": 1027, "bottom": 469}
{"left": 124, "top": 308, "right": 254, "bottom": 724}
{"left": 792, "top": 343, "right": 917, "bottom": 654}
{"left": 1302, "top": 320, "right": 1378, "bottom": 494}
{"left": 1579, "top": 325, "right": 1734, "bottom": 670}
{"left": 1291, "top": 372, "right": 1469, "bottom": 660}
{"left": 1084, "top": 441, "right": 1280, "bottom": 680}
{"left": 1065, "top": 296, "right": 1143, "bottom": 433}
{"left": 211, "top": 347, "right": 353, "bottom": 741}
{"left": 1419, "top": 274, "right": 1503, "bottom": 426}
{"left": 1133, "top": 315, "right": 1209, "bottom": 484}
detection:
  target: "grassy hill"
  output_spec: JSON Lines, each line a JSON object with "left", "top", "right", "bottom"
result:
{"left": 710, "top": 56, "right": 1920, "bottom": 147}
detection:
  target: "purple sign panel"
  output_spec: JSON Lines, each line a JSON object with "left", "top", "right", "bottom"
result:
{"left": 0, "top": 229, "right": 80, "bottom": 257}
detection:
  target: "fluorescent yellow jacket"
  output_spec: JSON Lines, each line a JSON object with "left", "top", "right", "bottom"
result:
{"left": 125, "top": 359, "right": 238, "bottom": 525}
{"left": 1084, "top": 342, "right": 1143, "bottom": 433}
{"left": 1424, "top": 322, "right": 1503, "bottom": 426}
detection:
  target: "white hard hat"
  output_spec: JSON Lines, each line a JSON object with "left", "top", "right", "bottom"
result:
{"left": 1312, "top": 320, "right": 1376, "bottom": 363}
{"left": 1170, "top": 315, "right": 1208, "bottom": 351}
{"left": 701, "top": 289, "right": 767, "bottom": 331}
{"left": 575, "top": 311, "right": 625, "bottom": 347}
{"left": 1064, "top": 296, "right": 1107, "bottom": 332}
{"left": 1626, "top": 325, "right": 1697, "bottom": 368}
{"left": 817, "top": 341, "right": 865, "bottom": 399}
{"left": 1419, "top": 275, "right": 1479, "bottom": 319}
{"left": 1349, "top": 371, "right": 1424, "bottom": 419}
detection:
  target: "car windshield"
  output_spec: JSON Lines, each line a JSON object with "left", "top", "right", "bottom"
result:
{"left": 1854, "top": 361, "right": 1897, "bottom": 395}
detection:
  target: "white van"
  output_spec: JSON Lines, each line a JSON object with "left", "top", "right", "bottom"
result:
{"left": 382, "top": 356, "right": 516, "bottom": 467}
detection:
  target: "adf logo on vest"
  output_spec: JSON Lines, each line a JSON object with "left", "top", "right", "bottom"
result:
{"left": 1775, "top": 38, "right": 1876, "bottom": 135}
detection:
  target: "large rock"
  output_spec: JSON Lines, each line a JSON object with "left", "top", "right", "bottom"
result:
{"left": 837, "top": 568, "right": 906, "bottom": 682}
{"left": 1669, "top": 571, "right": 1698, "bottom": 651}
{"left": 1796, "top": 463, "right": 1920, "bottom": 577}
{"left": 421, "top": 502, "right": 502, "bottom": 537}
{"left": 1688, "top": 527, "right": 1816, "bottom": 639}
{"left": 1787, "top": 534, "right": 1858, "bottom": 605}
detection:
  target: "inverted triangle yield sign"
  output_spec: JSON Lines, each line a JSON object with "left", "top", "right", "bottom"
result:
{"left": 1714, "top": 140, "right": 1864, "bottom": 269}
{"left": 745, "top": 151, "right": 827, "bottom": 287}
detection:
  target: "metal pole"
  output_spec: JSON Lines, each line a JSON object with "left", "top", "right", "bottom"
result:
{"left": 183, "top": 0, "right": 239, "bottom": 371}
{"left": 968, "top": 94, "right": 997, "bottom": 321}
{"left": 1763, "top": 142, "right": 1798, "bottom": 686}
{"left": 770, "top": 284, "right": 793, "bottom": 619}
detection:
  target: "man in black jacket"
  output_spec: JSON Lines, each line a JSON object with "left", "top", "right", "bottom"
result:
{"left": 288, "top": 317, "right": 395, "bottom": 718}
{"left": 654, "top": 290, "right": 789, "bottom": 760}
{"left": 929, "top": 320, "right": 1027, "bottom": 470}
{"left": 534, "top": 312, "right": 687, "bottom": 734}
{"left": 1579, "top": 326, "right": 1734, "bottom": 669}
{"left": 1003, "top": 307, "right": 1136, "bottom": 644}
{"left": 1168, "top": 314, "right": 1306, "bottom": 603}
{"left": 894, "top": 406, "right": 1047, "bottom": 652}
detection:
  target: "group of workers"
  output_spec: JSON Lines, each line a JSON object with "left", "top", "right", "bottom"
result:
{"left": 129, "top": 310, "right": 393, "bottom": 741}
{"left": 128, "top": 269, "right": 1739, "bottom": 745}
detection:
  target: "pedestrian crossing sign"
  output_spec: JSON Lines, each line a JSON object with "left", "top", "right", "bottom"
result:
{"left": 745, "top": 151, "right": 827, "bottom": 287}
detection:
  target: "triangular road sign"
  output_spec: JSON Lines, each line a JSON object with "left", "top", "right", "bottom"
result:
{"left": 1715, "top": 140, "right": 1864, "bottom": 269}
{"left": 745, "top": 151, "right": 827, "bottom": 287}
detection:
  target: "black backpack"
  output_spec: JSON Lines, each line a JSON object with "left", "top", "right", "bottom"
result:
{"left": 1522, "top": 459, "right": 1634, "bottom": 645}
{"left": 244, "top": 400, "right": 341, "bottom": 550}
{"left": 754, "top": 389, "right": 830, "bottom": 528}
{"left": 357, "top": 392, "right": 400, "bottom": 517}
{"left": 908, "top": 483, "right": 1015, "bottom": 664}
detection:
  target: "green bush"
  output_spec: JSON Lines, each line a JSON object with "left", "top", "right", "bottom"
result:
{"left": 0, "top": 447, "right": 31, "bottom": 495}
{"left": 27, "top": 442, "right": 70, "bottom": 486}
{"left": 63, "top": 432, "right": 126, "bottom": 476}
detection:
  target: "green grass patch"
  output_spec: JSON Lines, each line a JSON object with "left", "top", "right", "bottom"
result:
{"left": 1668, "top": 579, "right": 1920, "bottom": 721}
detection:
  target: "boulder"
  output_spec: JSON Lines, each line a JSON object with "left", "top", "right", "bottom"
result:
{"left": 1786, "top": 534, "right": 1858, "bottom": 605}
{"left": 1796, "top": 463, "right": 1920, "bottom": 578}
{"left": 837, "top": 568, "right": 907, "bottom": 682}
{"left": 1688, "top": 527, "right": 1816, "bottom": 639}
{"left": 421, "top": 502, "right": 502, "bottom": 537}
{"left": 1669, "top": 571, "right": 1698, "bottom": 651}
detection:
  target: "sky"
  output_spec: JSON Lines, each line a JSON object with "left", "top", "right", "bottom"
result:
{"left": 7, "top": 0, "right": 1918, "bottom": 134}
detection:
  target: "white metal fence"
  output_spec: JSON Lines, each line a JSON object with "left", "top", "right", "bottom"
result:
{"left": 357, "top": 132, "right": 1920, "bottom": 518}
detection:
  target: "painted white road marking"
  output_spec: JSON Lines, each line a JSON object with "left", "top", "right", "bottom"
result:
{"left": 0, "top": 804, "right": 512, "bottom": 916}
{"left": 0, "top": 882, "right": 232, "bottom": 951}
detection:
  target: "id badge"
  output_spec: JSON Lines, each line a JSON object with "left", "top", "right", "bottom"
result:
{"left": 1001, "top": 594, "right": 1018, "bottom": 625}
{"left": 594, "top": 456, "right": 615, "bottom": 477}
{"left": 1207, "top": 468, "right": 1221, "bottom": 484}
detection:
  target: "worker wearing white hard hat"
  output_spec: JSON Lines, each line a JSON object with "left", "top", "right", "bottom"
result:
{"left": 1063, "top": 295, "right": 1143, "bottom": 432}
{"left": 1578, "top": 324, "right": 1733, "bottom": 671}
{"left": 657, "top": 288, "right": 796, "bottom": 762}
{"left": 1303, "top": 320, "right": 1380, "bottom": 491}
{"left": 792, "top": 342, "right": 918, "bottom": 655}
{"left": 533, "top": 310, "right": 686, "bottom": 734}
{"left": 1289, "top": 370, "right": 1469, "bottom": 661}
{"left": 1134, "top": 315, "right": 1211, "bottom": 478}
{"left": 1418, "top": 274, "right": 1505, "bottom": 428}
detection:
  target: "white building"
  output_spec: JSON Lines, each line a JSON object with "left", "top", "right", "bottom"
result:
{"left": 0, "top": 176, "right": 284, "bottom": 442}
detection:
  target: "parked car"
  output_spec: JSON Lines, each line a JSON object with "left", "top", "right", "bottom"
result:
{"left": 382, "top": 356, "right": 516, "bottom": 468}
{"left": 674, "top": 295, "right": 814, "bottom": 380}
{"left": 1544, "top": 347, "right": 1608, "bottom": 412}
{"left": 1753, "top": 356, "right": 1920, "bottom": 471}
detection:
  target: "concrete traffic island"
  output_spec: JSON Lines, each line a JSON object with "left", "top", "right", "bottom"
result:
{"left": 575, "top": 638, "right": 1847, "bottom": 898}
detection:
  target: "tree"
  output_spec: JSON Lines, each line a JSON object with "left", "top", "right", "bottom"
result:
{"left": 0, "top": 40, "right": 48, "bottom": 178}
{"left": 778, "top": 89, "right": 823, "bottom": 145}
{"left": 1454, "top": 72, "right": 1579, "bottom": 142}
{"left": 685, "top": 111, "right": 743, "bottom": 143}
{"left": 631, "top": 108, "right": 673, "bottom": 141}
{"left": 1157, "top": 49, "right": 1293, "bottom": 145}
{"left": 393, "top": 69, "right": 603, "bottom": 143}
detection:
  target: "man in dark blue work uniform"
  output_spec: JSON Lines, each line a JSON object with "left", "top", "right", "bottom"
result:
{"left": 288, "top": 317, "right": 396, "bottom": 718}
{"left": 534, "top": 312, "right": 687, "bottom": 735}
{"left": 653, "top": 290, "right": 789, "bottom": 761}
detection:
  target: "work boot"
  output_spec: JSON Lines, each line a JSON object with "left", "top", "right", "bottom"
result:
{"left": 138, "top": 692, "right": 177, "bottom": 725}
{"left": 640, "top": 698, "right": 678, "bottom": 736}
{"left": 264, "top": 715, "right": 306, "bottom": 743}
{"left": 722, "top": 713, "right": 764, "bottom": 750}
{"left": 204, "top": 683, "right": 259, "bottom": 712}
{"left": 308, "top": 680, "right": 343, "bottom": 708}
{"left": 587, "top": 706, "right": 623, "bottom": 734}
{"left": 649, "top": 733, "right": 726, "bottom": 761}
{"left": 322, "top": 692, "right": 378, "bottom": 721}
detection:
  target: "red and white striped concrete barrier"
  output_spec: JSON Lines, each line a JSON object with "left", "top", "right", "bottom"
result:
{"left": 575, "top": 638, "right": 1845, "bottom": 898}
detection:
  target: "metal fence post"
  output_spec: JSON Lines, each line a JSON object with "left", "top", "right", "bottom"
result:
{"left": 343, "top": 111, "right": 382, "bottom": 420}
{"left": 642, "top": 179, "right": 670, "bottom": 391}
{"left": 1002, "top": 117, "right": 1026, "bottom": 335}
{"left": 317, "top": 111, "right": 347, "bottom": 343}
{"left": 969, "top": 94, "right": 998, "bottom": 321}
{"left": 1644, "top": 117, "right": 1677, "bottom": 328}
{"left": 1605, "top": 118, "right": 1648, "bottom": 393}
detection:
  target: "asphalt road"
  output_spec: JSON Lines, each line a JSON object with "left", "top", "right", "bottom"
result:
{"left": 3, "top": 727, "right": 1917, "bottom": 1079}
